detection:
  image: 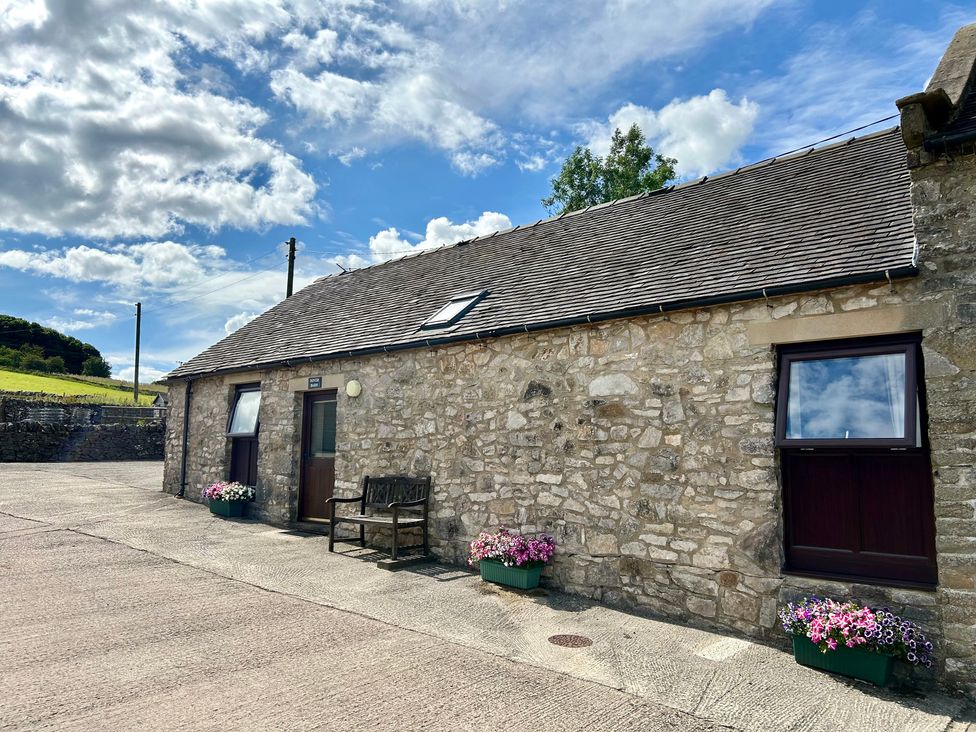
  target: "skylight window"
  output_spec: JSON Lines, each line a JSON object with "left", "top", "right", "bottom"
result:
{"left": 422, "top": 290, "right": 486, "bottom": 329}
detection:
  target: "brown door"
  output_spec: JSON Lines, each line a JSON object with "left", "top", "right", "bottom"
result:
{"left": 230, "top": 437, "right": 258, "bottom": 486}
{"left": 782, "top": 449, "right": 937, "bottom": 586}
{"left": 299, "top": 391, "right": 337, "bottom": 521}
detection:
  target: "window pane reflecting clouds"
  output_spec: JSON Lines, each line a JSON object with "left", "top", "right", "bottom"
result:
{"left": 786, "top": 353, "right": 906, "bottom": 439}
{"left": 228, "top": 390, "right": 261, "bottom": 435}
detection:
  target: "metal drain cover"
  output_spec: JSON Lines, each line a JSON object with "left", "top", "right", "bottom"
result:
{"left": 548, "top": 634, "right": 593, "bottom": 648}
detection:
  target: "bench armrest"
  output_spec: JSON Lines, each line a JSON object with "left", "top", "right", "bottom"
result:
{"left": 326, "top": 495, "right": 363, "bottom": 504}
{"left": 388, "top": 497, "right": 428, "bottom": 509}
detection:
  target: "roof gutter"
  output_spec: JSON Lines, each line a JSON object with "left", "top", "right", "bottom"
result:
{"left": 923, "top": 128, "right": 976, "bottom": 152}
{"left": 164, "top": 267, "right": 918, "bottom": 382}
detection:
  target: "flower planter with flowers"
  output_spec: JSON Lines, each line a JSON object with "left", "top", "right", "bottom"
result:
{"left": 779, "top": 597, "right": 933, "bottom": 686}
{"left": 202, "top": 481, "right": 254, "bottom": 518}
{"left": 468, "top": 527, "right": 556, "bottom": 590}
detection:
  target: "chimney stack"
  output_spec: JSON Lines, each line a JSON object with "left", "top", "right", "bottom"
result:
{"left": 896, "top": 24, "right": 976, "bottom": 163}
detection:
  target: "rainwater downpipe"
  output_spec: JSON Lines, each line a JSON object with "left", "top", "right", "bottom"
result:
{"left": 176, "top": 378, "right": 193, "bottom": 498}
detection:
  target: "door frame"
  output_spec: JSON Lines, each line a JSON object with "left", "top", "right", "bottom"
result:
{"left": 297, "top": 388, "right": 338, "bottom": 521}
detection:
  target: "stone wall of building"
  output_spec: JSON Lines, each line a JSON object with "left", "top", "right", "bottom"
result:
{"left": 164, "top": 246, "right": 975, "bottom": 694}
{"left": 902, "top": 151, "right": 976, "bottom": 696}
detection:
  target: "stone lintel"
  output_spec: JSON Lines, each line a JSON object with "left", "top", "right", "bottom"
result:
{"left": 224, "top": 371, "right": 265, "bottom": 386}
{"left": 746, "top": 302, "right": 947, "bottom": 346}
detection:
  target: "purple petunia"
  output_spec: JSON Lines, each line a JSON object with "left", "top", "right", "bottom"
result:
{"left": 468, "top": 527, "right": 556, "bottom": 568}
{"left": 779, "top": 597, "right": 934, "bottom": 667}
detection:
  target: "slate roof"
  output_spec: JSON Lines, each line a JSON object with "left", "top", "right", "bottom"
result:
{"left": 168, "top": 128, "right": 917, "bottom": 380}
{"left": 938, "top": 81, "right": 976, "bottom": 140}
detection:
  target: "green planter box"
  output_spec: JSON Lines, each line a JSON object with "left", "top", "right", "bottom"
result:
{"left": 479, "top": 559, "right": 544, "bottom": 590}
{"left": 209, "top": 499, "right": 245, "bottom": 518}
{"left": 792, "top": 635, "right": 894, "bottom": 686}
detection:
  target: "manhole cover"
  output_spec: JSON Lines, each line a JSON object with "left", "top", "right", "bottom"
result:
{"left": 548, "top": 634, "right": 593, "bottom": 648}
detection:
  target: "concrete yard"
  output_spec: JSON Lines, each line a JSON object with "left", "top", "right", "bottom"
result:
{"left": 0, "top": 462, "right": 973, "bottom": 731}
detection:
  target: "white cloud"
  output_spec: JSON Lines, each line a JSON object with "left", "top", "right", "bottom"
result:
{"left": 336, "top": 147, "right": 367, "bottom": 166}
{"left": 516, "top": 155, "right": 547, "bottom": 173}
{"left": 0, "top": 0, "right": 788, "bottom": 196}
{"left": 224, "top": 311, "right": 260, "bottom": 334}
{"left": 0, "top": 239, "right": 320, "bottom": 328}
{"left": 583, "top": 90, "right": 759, "bottom": 178}
{"left": 0, "top": 241, "right": 222, "bottom": 287}
{"left": 44, "top": 308, "right": 117, "bottom": 333}
{"left": 451, "top": 151, "right": 499, "bottom": 175}
{"left": 336, "top": 211, "right": 512, "bottom": 268}
{"left": 283, "top": 27, "right": 340, "bottom": 69}
{"left": 0, "top": 0, "right": 318, "bottom": 238}
{"left": 113, "top": 363, "right": 170, "bottom": 385}
{"left": 266, "top": 0, "right": 778, "bottom": 171}
{"left": 272, "top": 68, "right": 499, "bottom": 173}
{"left": 378, "top": 0, "right": 776, "bottom": 125}
{"left": 271, "top": 69, "right": 374, "bottom": 125}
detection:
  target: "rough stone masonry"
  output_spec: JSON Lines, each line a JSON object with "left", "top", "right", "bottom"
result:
{"left": 164, "top": 262, "right": 975, "bottom": 695}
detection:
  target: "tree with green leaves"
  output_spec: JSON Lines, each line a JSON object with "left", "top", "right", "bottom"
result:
{"left": 0, "top": 314, "right": 104, "bottom": 374}
{"left": 542, "top": 124, "right": 677, "bottom": 215}
{"left": 82, "top": 355, "right": 112, "bottom": 377}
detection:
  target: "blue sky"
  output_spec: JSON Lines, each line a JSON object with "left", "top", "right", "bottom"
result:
{"left": 0, "top": 0, "right": 970, "bottom": 382}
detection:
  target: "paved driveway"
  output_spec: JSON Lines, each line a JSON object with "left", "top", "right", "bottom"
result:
{"left": 0, "top": 462, "right": 972, "bottom": 731}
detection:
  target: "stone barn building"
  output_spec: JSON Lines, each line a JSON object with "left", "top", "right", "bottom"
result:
{"left": 164, "top": 26, "right": 976, "bottom": 696}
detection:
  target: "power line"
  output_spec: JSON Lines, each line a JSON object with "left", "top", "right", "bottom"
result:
{"left": 138, "top": 240, "right": 303, "bottom": 316}
{"left": 751, "top": 114, "right": 900, "bottom": 166}
{"left": 157, "top": 245, "right": 284, "bottom": 298}
{"left": 301, "top": 247, "right": 441, "bottom": 258}
{"left": 163, "top": 263, "right": 285, "bottom": 307}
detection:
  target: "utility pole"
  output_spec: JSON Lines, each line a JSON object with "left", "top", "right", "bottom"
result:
{"left": 286, "top": 236, "right": 297, "bottom": 297}
{"left": 134, "top": 302, "right": 141, "bottom": 404}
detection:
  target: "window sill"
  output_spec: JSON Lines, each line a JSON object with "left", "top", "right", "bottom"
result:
{"left": 782, "top": 567, "right": 937, "bottom": 593}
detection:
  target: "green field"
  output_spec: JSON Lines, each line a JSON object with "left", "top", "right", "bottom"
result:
{"left": 0, "top": 369, "right": 156, "bottom": 405}
{"left": 65, "top": 373, "right": 167, "bottom": 394}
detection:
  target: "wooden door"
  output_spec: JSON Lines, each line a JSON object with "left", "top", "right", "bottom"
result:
{"left": 299, "top": 391, "right": 337, "bottom": 521}
{"left": 230, "top": 436, "right": 258, "bottom": 486}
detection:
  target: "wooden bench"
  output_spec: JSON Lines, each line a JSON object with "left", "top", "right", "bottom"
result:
{"left": 326, "top": 475, "right": 432, "bottom": 560}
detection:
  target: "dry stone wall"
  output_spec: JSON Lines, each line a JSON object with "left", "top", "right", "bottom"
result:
{"left": 0, "top": 422, "right": 164, "bottom": 461}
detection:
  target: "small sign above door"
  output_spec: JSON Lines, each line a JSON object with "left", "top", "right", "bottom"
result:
{"left": 308, "top": 377, "right": 322, "bottom": 389}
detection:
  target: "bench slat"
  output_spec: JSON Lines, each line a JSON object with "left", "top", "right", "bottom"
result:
{"left": 335, "top": 515, "right": 425, "bottom": 526}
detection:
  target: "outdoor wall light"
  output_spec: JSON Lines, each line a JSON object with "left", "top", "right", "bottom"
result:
{"left": 345, "top": 379, "right": 362, "bottom": 398}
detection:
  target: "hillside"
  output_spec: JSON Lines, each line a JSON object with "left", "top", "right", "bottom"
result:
{"left": 0, "top": 369, "right": 156, "bottom": 405}
{"left": 0, "top": 315, "right": 110, "bottom": 375}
